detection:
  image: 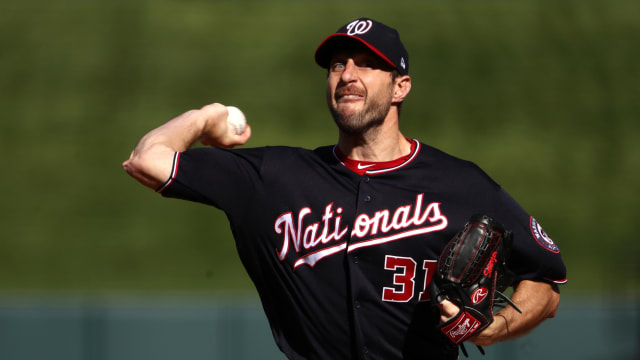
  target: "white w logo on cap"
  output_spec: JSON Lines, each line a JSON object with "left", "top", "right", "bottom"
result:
{"left": 346, "top": 20, "right": 373, "bottom": 36}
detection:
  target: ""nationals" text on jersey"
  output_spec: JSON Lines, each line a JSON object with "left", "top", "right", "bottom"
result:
{"left": 274, "top": 193, "right": 448, "bottom": 269}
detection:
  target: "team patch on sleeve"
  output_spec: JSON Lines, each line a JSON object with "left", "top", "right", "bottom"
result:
{"left": 530, "top": 217, "right": 559, "bottom": 253}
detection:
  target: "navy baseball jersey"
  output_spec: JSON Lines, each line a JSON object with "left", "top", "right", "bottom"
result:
{"left": 159, "top": 139, "right": 566, "bottom": 359}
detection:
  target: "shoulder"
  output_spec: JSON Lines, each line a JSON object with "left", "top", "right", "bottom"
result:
{"left": 183, "top": 145, "right": 317, "bottom": 161}
{"left": 413, "top": 141, "right": 500, "bottom": 189}
{"left": 181, "top": 145, "right": 339, "bottom": 172}
{"left": 416, "top": 142, "right": 479, "bottom": 169}
{"left": 258, "top": 145, "right": 330, "bottom": 164}
{"left": 229, "top": 145, "right": 337, "bottom": 173}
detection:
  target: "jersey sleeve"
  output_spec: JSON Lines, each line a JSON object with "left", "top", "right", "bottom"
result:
{"left": 492, "top": 187, "right": 567, "bottom": 285}
{"left": 157, "top": 147, "right": 265, "bottom": 216}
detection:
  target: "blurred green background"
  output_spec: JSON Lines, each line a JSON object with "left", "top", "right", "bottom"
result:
{"left": 1, "top": 0, "right": 638, "bottom": 299}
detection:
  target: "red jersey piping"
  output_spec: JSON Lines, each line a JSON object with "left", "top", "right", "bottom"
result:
{"left": 332, "top": 139, "right": 420, "bottom": 176}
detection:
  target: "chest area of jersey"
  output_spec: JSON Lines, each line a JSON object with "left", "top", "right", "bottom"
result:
{"left": 271, "top": 179, "right": 450, "bottom": 270}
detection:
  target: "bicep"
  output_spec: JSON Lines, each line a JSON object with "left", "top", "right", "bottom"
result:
{"left": 490, "top": 188, "right": 567, "bottom": 284}
{"left": 159, "top": 147, "right": 264, "bottom": 212}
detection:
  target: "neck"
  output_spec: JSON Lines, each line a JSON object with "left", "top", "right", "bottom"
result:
{"left": 337, "top": 110, "right": 411, "bottom": 162}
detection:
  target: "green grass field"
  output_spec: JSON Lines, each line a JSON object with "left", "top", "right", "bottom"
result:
{"left": 1, "top": 0, "right": 638, "bottom": 295}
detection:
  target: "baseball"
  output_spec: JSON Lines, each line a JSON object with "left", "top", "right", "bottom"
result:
{"left": 226, "top": 106, "right": 247, "bottom": 135}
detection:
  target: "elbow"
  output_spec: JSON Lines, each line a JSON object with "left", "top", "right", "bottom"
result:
{"left": 121, "top": 149, "right": 164, "bottom": 189}
{"left": 122, "top": 151, "right": 146, "bottom": 178}
{"left": 122, "top": 152, "right": 135, "bottom": 176}
{"left": 122, "top": 153, "right": 145, "bottom": 181}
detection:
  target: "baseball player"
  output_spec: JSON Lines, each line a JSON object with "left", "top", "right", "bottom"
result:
{"left": 123, "top": 18, "right": 566, "bottom": 359}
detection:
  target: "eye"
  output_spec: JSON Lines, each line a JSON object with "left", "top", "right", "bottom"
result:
{"left": 330, "top": 62, "right": 346, "bottom": 72}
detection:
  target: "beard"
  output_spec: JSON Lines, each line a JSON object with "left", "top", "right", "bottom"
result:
{"left": 328, "top": 85, "right": 394, "bottom": 136}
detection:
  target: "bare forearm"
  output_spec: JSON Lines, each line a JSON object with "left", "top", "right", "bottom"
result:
{"left": 122, "top": 109, "right": 208, "bottom": 188}
{"left": 133, "top": 109, "right": 207, "bottom": 155}
{"left": 471, "top": 280, "right": 560, "bottom": 346}
{"left": 122, "top": 103, "right": 250, "bottom": 189}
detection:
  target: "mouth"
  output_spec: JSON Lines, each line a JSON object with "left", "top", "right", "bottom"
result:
{"left": 338, "top": 94, "right": 364, "bottom": 101}
{"left": 335, "top": 87, "right": 365, "bottom": 102}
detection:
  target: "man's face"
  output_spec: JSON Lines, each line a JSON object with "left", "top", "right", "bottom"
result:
{"left": 326, "top": 48, "right": 396, "bottom": 136}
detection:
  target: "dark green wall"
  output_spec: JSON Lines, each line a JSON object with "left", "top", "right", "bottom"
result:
{"left": 1, "top": 0, "right": 638, "bottom": 295}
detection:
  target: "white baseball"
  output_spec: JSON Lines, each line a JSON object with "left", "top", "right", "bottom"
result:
{"left": 226, "top": 106, "right": 247, "bottom": 135}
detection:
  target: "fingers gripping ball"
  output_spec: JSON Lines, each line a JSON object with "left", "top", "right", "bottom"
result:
{"left": 429, "top": 214, "right": 518, "bottom": 345}
{"left": 226, "top": 106, "right": 247, "bottom": 135}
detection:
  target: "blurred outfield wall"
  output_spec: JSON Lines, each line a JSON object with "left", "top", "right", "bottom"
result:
{"left": 0, "top": 0, "right": 638, "bottom": 358}
{"left": 0, "top": 295, "right": 637, "bottom": 360}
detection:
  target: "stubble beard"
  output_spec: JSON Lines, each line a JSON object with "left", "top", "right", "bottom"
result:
{"left": 329, "top": 86, "right": 393, "bottom": 136}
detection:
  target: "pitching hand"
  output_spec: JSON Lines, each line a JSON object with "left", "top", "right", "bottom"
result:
{"left": 199, "top": 103, "right": 251, "bottom": 148}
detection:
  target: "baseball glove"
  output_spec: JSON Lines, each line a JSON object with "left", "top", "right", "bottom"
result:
{"left": 429, "top": 214, "right": 521, "bottom": 349}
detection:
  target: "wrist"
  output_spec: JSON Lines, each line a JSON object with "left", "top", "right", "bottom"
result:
{"left": 197, "top": 103, "right": 228, "bottom": 146}
{"left": 470, "top": 314, "right": 508, "bottom": 346}
{"left": 494, "top": 313, "right": 509, "bottom": 341}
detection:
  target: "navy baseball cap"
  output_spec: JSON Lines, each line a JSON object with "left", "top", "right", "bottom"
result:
{"left": 315, "top": 18, "right": 409, "bottom": 75}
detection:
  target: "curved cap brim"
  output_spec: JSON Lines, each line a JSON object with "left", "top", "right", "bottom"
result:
{"left": 314, "top": 34, "right": 398, "bottom": 71}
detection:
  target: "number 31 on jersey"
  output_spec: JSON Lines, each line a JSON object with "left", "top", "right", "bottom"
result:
{"left": 382, "top": 255, "right": 437, "bottom": 303}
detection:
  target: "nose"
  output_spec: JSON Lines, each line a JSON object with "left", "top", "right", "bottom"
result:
{"left": 340, "top": 59, "right": 359, "bottom": 83}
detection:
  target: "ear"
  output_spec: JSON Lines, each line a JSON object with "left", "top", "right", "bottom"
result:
{"left": 392, "top": 75, "right": 412, "bottom": 103}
